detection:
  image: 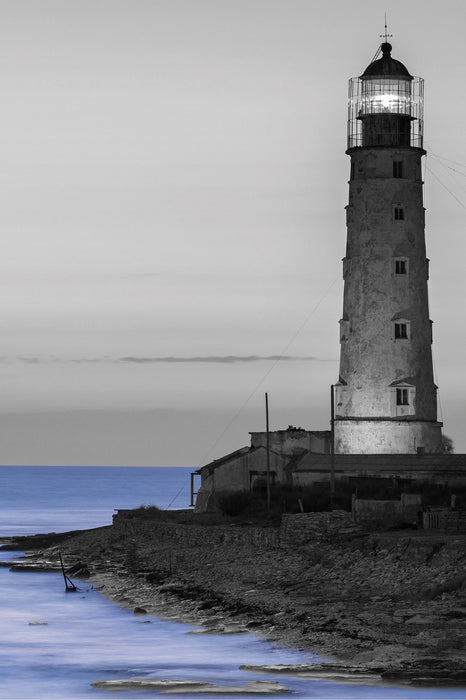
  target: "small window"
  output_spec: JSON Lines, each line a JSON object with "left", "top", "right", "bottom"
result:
{"left": 395, "top": 259, "right": 407, "bottom": 275}
{"left": 396, "top": 388, "right": 409, "bottom": 406}
{"left": 393, "top": 161, "right": 403, "bottom": 178}
{"left": 395, "top": 322, "right": 408, "bottom": 339}
{"left": 394, "top": 206, "right": 404, "bottom": 221}
{"left": 350, "top": 162, "right": 355, "bottom": 180}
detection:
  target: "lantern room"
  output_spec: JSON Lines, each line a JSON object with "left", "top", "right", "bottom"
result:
{"left": 347, "top": 43, "right": 424, "bottom": 149}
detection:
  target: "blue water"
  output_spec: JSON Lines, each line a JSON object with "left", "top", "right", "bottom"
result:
{"left": 0, "top": 466, "right": 465, "bottom": 699}
{"left": 0, "top": 466, "right": 193, "bottom": 535}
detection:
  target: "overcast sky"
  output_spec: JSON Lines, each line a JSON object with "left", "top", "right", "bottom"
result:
{"left": 1, "top": 0, "right": 466, "bottom": 467}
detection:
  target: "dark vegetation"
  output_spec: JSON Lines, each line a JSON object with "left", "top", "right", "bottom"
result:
{"left": 115, "top": 477, "right": 466, "bottom": 526}
{"left": 123, "top": 505, "right": 162, "bottom": 518}
{"left": 217, "top": 483, "right": 353, "bottom": 521}
{"left": 216, "top": 478, "right": 466, "bottom": 520}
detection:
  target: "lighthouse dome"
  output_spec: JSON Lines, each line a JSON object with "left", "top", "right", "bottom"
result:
{"left": 361, "top": 43, "right": 412, "bottom": 79}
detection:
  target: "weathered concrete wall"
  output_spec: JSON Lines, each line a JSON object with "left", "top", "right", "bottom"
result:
{"left": 352, "top": 493, "right": 422, "bottom": 528}
{"left": 335, "top": 419, "right": 443, "bottom": 454}
{"left": 250, "top": 430, "right": 330, "bottom": 455}
{"left": 194, "top": 448, "right": 285, "bottom": 513}
{"left": 353, "top": 498, "right": 401, "bottom": 528}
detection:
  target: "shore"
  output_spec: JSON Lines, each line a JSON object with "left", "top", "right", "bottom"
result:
{"left": 4, "top": 516, "right": 466, "bottom": 688}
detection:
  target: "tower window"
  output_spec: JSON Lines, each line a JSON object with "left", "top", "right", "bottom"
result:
{"left": 394, "top": 207, "right": 404, "bottom": 221}
{"left": 391, "top": 383, "right": 416, "bottom": 416}
{"left": 394, "top": 322, "right": 409, "bottom": 339}
{"left": 396, "top": 388, "right": 409, "bottom": 406}
{"left": 395, "top": 259, "right": 408, "bottom": 275}
{"left": 393, "top": 161, "right": 403, "bottom": 178}
{"left": 350, "top": 162, "right": 355, "bottom": 180}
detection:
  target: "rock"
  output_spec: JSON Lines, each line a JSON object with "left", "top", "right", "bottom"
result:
{"left": 405, "top": 615, "right": 439, "bottom": 625}
{"left": 240, "top": 663, "right": 383, "bottom": 686}
{"left": 382, "top": 668, "right": 466, "bottom": 687}
{"left": 91, "top": 678, "right": 289, "bottom": 694}
{"left": 133, "top": 606, "right": 148, "bottom": 615}
{"left": 186, "top": 626, "right": 248, "bottom": 636}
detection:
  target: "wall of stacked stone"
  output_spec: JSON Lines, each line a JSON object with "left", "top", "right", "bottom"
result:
{"left": 279, "top": 511, "right": 358, "bottom": 546}
{"left": 113, "top": 511, "right": 360, "bottom": 550}
{"left": 112, "top": 515, "right": 280, "bottom": 548}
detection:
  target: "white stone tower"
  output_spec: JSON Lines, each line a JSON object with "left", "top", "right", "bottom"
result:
{"left": 334, "top": 42, "right": 443, "bottom": 454}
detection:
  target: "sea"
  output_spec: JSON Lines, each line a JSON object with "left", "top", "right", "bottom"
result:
{"left": 0, "top": 465, "right": 464, "bottom": 700}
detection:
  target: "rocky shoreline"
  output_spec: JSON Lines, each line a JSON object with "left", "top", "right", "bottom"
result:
{"left": 3, "top": 518, "right": 466, "bottom": 689}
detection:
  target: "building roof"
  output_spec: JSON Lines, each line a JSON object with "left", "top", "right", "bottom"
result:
{"left": 198, "top": 444, "right": 282, "bottom": 474}
{"left": 361, "top": 43, "right": 412, "bottom": 80}
{"left": 294, "top": 453, "right": 466, "bottom": 474}
{"left": 198, "top": 446, "right": 250, "bottom": 473}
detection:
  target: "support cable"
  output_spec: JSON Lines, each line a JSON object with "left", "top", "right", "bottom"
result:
{"left": 196, "top": 273, "right": 341, "bottom": 469}
{"left": 425, "top": 165, "right": 466, "bottom": 211}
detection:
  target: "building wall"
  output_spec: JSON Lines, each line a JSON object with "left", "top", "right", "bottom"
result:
{"left": 335, "top": 419, "right": 442, "bottom": 454}
{"left": 194, "top": 448, "right": 284, "bottom": 513}
{"left": 250, "top": 430, "right": 329, "bottom": 455}
{"left": 336, "top": 147, "right": 441, "bottom": 453}
{"left": 291, "top": 455, "right": 466, "bottom": 489}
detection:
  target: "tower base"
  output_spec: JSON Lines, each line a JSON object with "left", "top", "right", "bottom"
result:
{"left": 335, "top": 419, "right": 443, "bottom": 454}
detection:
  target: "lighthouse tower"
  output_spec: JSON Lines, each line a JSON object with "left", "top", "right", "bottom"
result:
{"left": 334, "top": 42, "right": 443, "bottom": 454}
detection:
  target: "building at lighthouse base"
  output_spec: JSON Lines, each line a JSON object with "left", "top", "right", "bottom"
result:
{"left": 335, "top": 418, "right": 443, "bottom": 454}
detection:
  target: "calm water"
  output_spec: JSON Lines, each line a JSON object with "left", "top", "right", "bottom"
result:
{"left": 0, "top": 466, "right": 464, "bottom": 700}
{"left": 0, "top": 465, "right": 194, "bottom": 536}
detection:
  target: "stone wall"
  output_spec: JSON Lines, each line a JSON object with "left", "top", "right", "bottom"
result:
{"left": 113, "top": 510, "right": 361, "bottom": 550}
{"left": 280, "top": 511, "right": 360, "bottom": 547}
{"left": 113, "top": 515, "right": 280, "bottom": 548}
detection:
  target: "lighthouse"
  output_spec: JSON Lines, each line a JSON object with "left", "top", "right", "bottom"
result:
{"left": 334, "top": 42, "right": 443, "bottom": 454}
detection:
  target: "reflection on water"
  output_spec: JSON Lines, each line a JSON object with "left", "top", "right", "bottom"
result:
{"left": 1, "top": 555, "right": 466, "bottom": 700}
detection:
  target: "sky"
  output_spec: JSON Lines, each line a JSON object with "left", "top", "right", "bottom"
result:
{"left": 1, "top": 0, "right": 466, "bottom": 467}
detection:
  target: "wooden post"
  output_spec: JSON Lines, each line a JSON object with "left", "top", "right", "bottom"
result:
{"left": 330, "top": 384, "right": 335, "bottom": 510}
{"left": 59, "top": 551, "right": 77, "bottom": 592}
{"left": 266, "top": 392, "right": 271, "bottom": 515}
{"left": 190, "top": 472, "right": 195, "bottom": 507}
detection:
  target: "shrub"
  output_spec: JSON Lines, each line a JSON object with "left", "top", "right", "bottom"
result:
{"left": 129, "top": 504, "right": 162, "bottom": 518}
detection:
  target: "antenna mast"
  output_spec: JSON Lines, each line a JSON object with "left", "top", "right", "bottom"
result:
{"left": 370, "top": 14, "right": 393, "bottom": 63}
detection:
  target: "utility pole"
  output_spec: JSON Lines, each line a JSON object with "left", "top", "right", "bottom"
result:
{"left": 266, "top": 392, "right": 271, "bottom": 514}
{"left": 330, "top": 384, "right": 335, "bottom": 510}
